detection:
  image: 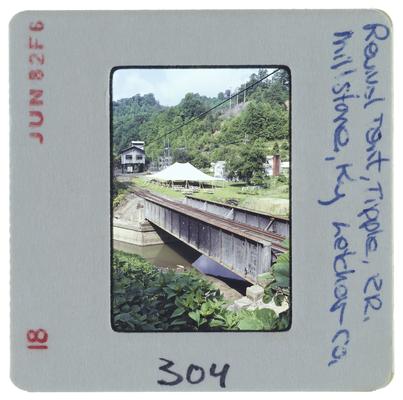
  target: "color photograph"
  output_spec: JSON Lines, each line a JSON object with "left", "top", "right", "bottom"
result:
{"left": 111, "top": 67, "right": 290, "bottom": 331}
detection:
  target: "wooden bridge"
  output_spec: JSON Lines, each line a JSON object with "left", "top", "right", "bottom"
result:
{"left": 184, "top": 196, "right": 289, "bottom": 237}
{"left": 133, "top": 188, "right": 288, "bottom": 283}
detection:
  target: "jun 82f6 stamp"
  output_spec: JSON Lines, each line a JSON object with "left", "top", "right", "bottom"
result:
{"left": 10, "top": 10, "right": 393, "bottom": 391}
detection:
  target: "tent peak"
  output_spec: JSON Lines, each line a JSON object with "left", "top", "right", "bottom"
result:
{"left": 149, "top": 161, "right": 223, "bottom": 182}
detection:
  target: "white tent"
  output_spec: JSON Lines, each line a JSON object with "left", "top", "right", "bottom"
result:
{"left": 149, "top": 162, "right": 223, "bottom": 183}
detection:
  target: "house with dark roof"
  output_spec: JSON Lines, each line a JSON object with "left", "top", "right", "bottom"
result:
{"left": 119, "top": 141, "right": 145, "bottom": 173}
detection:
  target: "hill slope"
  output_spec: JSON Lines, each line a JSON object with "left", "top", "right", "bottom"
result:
{"left": 112, "top": 68, "right": 290, "bottom": 171}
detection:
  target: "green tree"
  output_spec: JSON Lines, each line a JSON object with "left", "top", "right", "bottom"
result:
{"left": 225, "top": 143, "right": 266, "bottom": 184}
{"left": 112, "top": 69, "right": 290, "bottom": 169}
{"left": 179, "top": 93, "right": 208, "bottom": 119}
{"left": 217, "top": 92, "right": 225, "bottom": 101}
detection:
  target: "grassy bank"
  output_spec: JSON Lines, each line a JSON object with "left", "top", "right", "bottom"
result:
{"left": 132, "top": 176, "right": 289, "bottom": 216}
{"left": 132, "top": 177, "right": 185, "bottom": 200}
{"left": 192, "top": 181, "right": 289, "bottom": 216}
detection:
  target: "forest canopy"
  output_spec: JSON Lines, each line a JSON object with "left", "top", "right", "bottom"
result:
{"left": 112, "top": 68, "right": 290, "bottom": 173}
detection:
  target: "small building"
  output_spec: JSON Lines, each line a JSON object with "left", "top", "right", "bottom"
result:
{"left": 210, "top": 161, "right": 227, "bottom": 179}
{"left": 264, "top": 155, "right": 283, "bottom": 176}
{"left": 119, "top": 141, "right": 145, "bottom": 173}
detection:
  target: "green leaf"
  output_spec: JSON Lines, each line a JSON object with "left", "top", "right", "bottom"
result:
{"left": 273, "top": 262, "right": 289, "bottom": 276}
{"left": 188, "top": 311, "right": 200, "bottom": 325}
{"left": 167, "top": 283, "right": 178, "bottom": 291}
{"left": 276, "top": 312, "right": 290, "bottom": 330}
{"left": 144, "top": 287, "right": 159, "bottom": 296}
{"left": 200, "top": 302, "right": 214, "bottom": 316}
{"left": 238, "top": 317, "right": 264, "bottom": 331}
{"left": 274, "top": 274, "right": 290, "bottom": 287}
{"left": 254, "top": 308, "right": 277, "bottom": 329}
{"left": 274, "top": 251, "right": 289, "bottom": 265}
{"left": 115, "top": 313, "right": 133, "bottom": 322}
{"left": 209, "top": 319, "right": 225, "bottom": 328}
{"left": 170, "top": 319, "right": 187, "bottom": 326}
{"left": 171, "top": 307, "right": 186, "bottom": 318}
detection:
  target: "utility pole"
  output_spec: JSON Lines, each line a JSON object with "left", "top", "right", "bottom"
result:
{"left": 167, "top": 136, "right": 171, "bottom": 166}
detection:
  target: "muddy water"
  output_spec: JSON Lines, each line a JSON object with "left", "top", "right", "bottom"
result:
{"left": 113, "top": 239, "right": 250, "bottom": 297}
{"left": 113, "top": 239, "right": 199, "bottom": 269}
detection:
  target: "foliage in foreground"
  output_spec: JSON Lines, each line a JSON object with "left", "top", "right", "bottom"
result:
{"left": 259, "top": 239, "right": 291, "bottom": 330}
{"left": 112, "top": 178, "right": 129, "bottom": 209}
{"left": 112, "top": 251, "right": 290, "bottom": 332}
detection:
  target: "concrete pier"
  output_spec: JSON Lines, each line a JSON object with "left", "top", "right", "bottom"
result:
{"left": 113, "top": 194, "right": 173, "bottom": 246}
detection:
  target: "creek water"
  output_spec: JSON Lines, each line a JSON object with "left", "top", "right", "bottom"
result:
{"left": 113, "top": 239, "right": 251, "bottom": 296}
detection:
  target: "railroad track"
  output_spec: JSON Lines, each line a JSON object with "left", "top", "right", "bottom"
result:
{"left": 131, "top": 187, "right": 288, "bottom": 253}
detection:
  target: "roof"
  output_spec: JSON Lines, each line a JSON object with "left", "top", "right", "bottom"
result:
{"left": 119, "top": 145, "right": 145, "bottom": 155}
{"left": 148, "top": 162, "right": 223, "bottom": 182}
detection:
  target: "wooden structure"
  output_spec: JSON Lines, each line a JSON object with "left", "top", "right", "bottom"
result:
{"left": 119, "top": 141, "right": 145, "bottom": 173}
{"left": 184, "top": 196, "right": 289, "bottom": 237}
{"left": 134, "top": 188, "right": 287, "bottom": 283}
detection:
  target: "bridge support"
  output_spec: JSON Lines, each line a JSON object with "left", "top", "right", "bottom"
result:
{"left": 113, "top": 196, "right": 174, "bottom": 246}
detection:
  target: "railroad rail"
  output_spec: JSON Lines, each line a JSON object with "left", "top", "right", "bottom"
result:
{"left": 131, "top": 187, "right": 288, "bottom": 282}
{"left": 184, "top": 195, "right": 289, "bottom": 237}
{"left": 133, "top": 188, "right": 287, "bottom": 251}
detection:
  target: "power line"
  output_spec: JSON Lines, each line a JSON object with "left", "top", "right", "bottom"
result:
{"left": 147, "top": 68, "right": 280, "bottom": 146}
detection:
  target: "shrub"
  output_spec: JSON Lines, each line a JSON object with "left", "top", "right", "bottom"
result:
{"left": 112, "top": 251, "right": 225, "bottom": 331}
{"left": 113, "top": 192, "right": 127, "bottom": 209}
{"left": 112, "top": 250, "right": 289, "bottom": 331}
{"left": 112, "top": 178, "right": 129, "bottom": 209}
{"left": 237, "top": 308, "right": 278, "bottom": 330}
{"left": 261, "top": 240, "right": 290, "bottom": 330}
{"left": 275, "top": 174, "right": 288, "bottom": 184}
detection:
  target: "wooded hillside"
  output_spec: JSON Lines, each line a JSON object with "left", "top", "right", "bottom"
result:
{"left": 112, "top": 68, "right": 290, "bottom": 171}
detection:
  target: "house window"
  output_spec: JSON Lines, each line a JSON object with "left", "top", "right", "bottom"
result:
{"left": 136, "top": 155, "right": 143, "bottom": 161}
{"left": 125, "top": 154, "right": 133, "bottom": 160}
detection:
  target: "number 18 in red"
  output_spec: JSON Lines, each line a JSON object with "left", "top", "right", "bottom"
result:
{"left": 26, "top": 328, "right": 48, "bottom": 350}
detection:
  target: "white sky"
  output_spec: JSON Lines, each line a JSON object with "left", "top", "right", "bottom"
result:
{"left": 112, "top": 68, "right": 274, "bottom": 106}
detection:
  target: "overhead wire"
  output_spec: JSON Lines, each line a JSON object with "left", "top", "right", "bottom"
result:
{"left": 146, "top": 68, "right": 280, "bottom": 146}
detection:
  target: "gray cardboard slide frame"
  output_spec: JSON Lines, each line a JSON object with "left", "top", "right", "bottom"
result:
{"left": 10, "top": 10, "right": 392, "bottom": 391}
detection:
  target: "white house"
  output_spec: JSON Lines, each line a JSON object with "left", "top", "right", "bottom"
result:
{"left": 210, "top": 161, "right": 227, "bottom": 179}
{"left": 119, "top": 141, "right": 145, "bottom": 173}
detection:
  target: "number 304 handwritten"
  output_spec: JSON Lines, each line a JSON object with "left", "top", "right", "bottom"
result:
{"left": 158, "top": 358, "right": 229, "bottom": 388}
